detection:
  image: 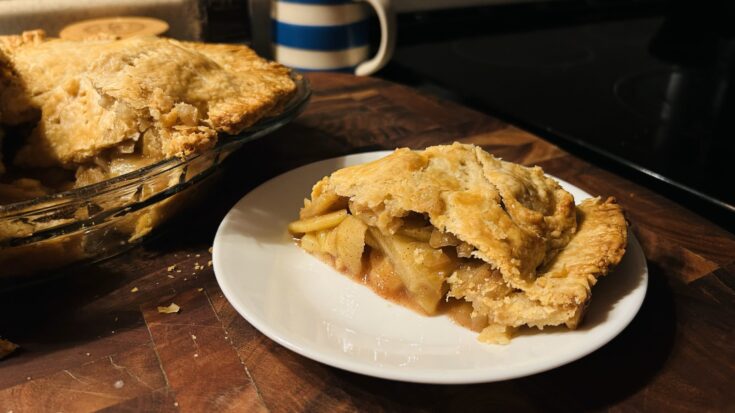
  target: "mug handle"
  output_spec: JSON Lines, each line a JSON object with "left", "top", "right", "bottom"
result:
{"left": 354, "top": 0, "right": 396, "bottom": 76}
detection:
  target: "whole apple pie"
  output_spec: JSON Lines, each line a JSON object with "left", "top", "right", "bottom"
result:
{"left": 0, "top": 30, "right": 298, "bottom": 276}
{"left": 0, "top": 30, "right": 297, "bottom": 202}
{"left": 288, "top": 143, "right": 627, "bottom": 344}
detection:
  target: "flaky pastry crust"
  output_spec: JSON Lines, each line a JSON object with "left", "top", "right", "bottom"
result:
{"left": 447, "top": 197, "right": 627, "bottom": 331}
{"left": 0, "top": 31, "right": 296, "bottom": 170}
{"left": 322, "top": 143, "right": 577, "bottom": 288}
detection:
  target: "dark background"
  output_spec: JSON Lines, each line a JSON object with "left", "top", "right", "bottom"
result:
{"left": 206, "top": 0, "right": 735, "bottom": 233}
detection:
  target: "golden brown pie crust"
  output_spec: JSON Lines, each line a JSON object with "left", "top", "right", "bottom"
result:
{"left": 0, "top": 31, "right": 295, "bottom": 169}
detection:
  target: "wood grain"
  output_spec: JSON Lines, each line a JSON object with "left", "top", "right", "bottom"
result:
{"left": 0, "top": 344, "right": 166, "bottom": 412}
{"left": 142, "top": 289, "right": 267, "bottom": 413}
{"left": 0, "top": 73, "right": 733, "bottom": 412}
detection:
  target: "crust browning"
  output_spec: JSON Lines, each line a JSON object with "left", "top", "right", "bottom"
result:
{"left": 322, "top": 143, "right": 577, "bottom": 287}
{"left": 448, "top": 197, "right": 627, "bottom": 330}
{"left": 0, "top": 31, "right": 296, "bottom": 171}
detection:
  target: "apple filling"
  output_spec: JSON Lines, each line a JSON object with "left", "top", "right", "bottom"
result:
{"left": 288, "top": 193, "right": 497, "bottom": 334}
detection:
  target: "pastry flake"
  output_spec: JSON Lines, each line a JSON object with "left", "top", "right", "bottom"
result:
{"left": 289, "top": 143, "right": 628, "bottom": 343}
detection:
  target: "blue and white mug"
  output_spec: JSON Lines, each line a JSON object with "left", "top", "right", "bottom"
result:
{"left": 268, "top": 0, "right": 396, "bottom": 76}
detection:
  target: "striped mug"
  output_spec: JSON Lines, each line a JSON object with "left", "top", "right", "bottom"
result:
{"left": 270, "top": 0, "right": 396, "bottom": 75}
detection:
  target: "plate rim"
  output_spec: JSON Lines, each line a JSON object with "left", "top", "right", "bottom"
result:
{"left": 213, "top": 150, "right": 649, "bottom": 384}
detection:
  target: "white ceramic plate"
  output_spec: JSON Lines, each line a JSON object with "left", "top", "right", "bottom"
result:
{"left": 213, "top": 151, "right": 648, "bottom": 384}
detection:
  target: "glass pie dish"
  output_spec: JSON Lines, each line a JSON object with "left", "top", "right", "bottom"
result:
{"left": 0, "top": 75, "right": 311, "bottom": 281}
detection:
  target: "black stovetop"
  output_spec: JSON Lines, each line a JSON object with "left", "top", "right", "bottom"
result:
{"left": 380, "top": 3, "right": 735, "bottom": 230}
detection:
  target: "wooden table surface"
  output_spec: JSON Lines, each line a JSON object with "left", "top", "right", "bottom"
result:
{"left": 1, "top": 73, "right": 733, "bottom": 412}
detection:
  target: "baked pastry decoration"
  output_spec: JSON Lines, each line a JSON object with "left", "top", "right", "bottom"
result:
{"left": 288, "top": 143, "right": 627, "bottom": 343}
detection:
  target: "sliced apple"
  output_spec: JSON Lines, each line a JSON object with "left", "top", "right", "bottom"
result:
{"left": 300, "top": 192, "right": 348, "bottom": 219}
{"left": 319, "top": 227, "right": 338, "bottom": 257}
{"left": 334, "top": 215, "right": 368, "bottom": 275}
{"left": 397, "top": 225, "right": 433, "bottom": 242}
{"left": 299, "top": 232, "right": 320, "bottom": 253}
{"left": 367, "top": 249, "right": 404, "bottom": 294}
{"left": 288, "top": 209, "right": 347, "bottom": 234}
{"left": 368, "top": 228, "right": 457, "bottom": 314}
{"left": 429, "top": 228, "right": 459, "bottom": 248}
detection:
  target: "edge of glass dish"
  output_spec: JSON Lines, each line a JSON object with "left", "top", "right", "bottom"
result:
{"left": 0, "top": 74, "right": 310, "bottom": 248}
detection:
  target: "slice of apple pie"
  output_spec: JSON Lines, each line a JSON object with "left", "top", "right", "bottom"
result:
{"left": 288, "top": 143, "right": 627, "bottom": 344}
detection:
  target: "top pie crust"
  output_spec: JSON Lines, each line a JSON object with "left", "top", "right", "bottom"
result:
{"left": 321, "top": 143, "right": 578, "bottom": 289}
{"left": 0, "top": 30, "right": 297, "bottom": 169}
